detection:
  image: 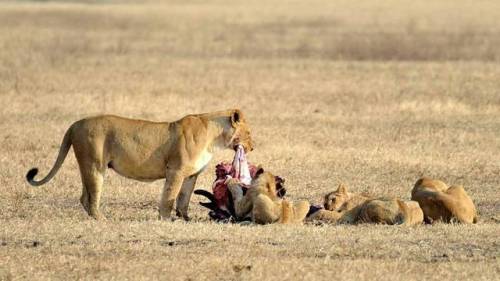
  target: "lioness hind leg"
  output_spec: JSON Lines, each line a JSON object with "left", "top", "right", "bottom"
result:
{"left": 79, "top": 166, "right": 105, "bottom": 220}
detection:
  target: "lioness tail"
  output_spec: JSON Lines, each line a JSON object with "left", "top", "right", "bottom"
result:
{"left": 26, "top": 127, "right": 72, "bottom": 187}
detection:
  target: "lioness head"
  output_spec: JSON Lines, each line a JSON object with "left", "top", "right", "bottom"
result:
{"left": 323, "top": 184, "right": 349, "bottom": 211}
{"left": 223, "top": 109, "right": 254, "bottom": 152}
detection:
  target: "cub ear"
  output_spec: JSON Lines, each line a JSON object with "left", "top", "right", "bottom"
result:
{"left": 337, "top": 183, "right": 348, "bottom": 194}
{"left": 231, "top": 109, "right": 243, "bottom": 126}
{"left": 255, "top": 167, "right": 264, "bottom": 178}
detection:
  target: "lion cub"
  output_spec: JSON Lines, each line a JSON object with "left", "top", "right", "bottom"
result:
{"left": 308, "top": 184, "right": 423, "bottom": 225}
{"left": 411, "top": 177, "right": 478, "bottom": 224}
{"left": 228, "top": 169, "right": 309, "bottom": 224}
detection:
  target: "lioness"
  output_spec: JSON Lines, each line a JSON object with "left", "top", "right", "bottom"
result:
{"left": 227, "top": 169, "right": 310, "bottom": 224}
{"left": 411, "top": 177, "right": 478, "bottom": 224}
{"left": 26, "top": 109, "right": 253, "bottom": 220}
{"left": 307, "top": 184, "right": 423, "bottom": 225}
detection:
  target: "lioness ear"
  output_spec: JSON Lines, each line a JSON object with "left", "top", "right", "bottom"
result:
{"left": 231, "top": 109, "right": 242, "bottom": 126}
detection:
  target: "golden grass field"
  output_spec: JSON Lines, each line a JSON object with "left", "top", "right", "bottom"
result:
{"left": 1, "top": 0, "right": 499, "bottom": 280}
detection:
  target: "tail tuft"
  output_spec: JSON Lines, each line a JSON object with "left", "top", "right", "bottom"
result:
{"left": 26, "top": 168, "right": 39, "bottom": 185}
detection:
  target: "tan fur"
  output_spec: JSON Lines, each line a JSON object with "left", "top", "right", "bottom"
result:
{"left": 26, "top": 109, "right": 253, "bottom": 220}
{"left": 358, "top": 198, "right": 424, "bottom": 226}
{"left": 307, "top": 184, "right": 423, "bottom": 225}
{"left": 228, "top": 171, "right": 309, "bottom": 224}
{"left": 411, "top": 177, "right": 478, "bottom": 224}
{"left": 399, "top": 200, "right": 425, "bottom": 226}
{"left": 316, "top": 184, "right": 371, "bottom": 224}
{"left": 323, "top": 184, "right": 371, "bottom": 212}
{"left": 305, "top": 208, "right": 343, "bottom": 223}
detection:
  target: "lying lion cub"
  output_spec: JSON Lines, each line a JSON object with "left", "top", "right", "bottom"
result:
{"left": 228, "top": 169, "right": 309, "bottom": 224}
{"left": 308, "top": 184, "right": 423, "bottom": 225}
{"left": 411, "top": 177, "right": 478, "bottom": 224}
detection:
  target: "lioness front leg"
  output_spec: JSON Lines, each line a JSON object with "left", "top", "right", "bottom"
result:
{"left": 175, "top": 174, "right": 198, "bottom": 220}
{"left": 159, "top": 169, "right": 185, "bottom": 220}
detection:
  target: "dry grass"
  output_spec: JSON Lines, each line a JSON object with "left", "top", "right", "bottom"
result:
{"left": 0, "top": 0, "right": 499, "bottom": 280}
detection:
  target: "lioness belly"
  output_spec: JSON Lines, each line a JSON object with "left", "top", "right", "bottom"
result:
{"left": 108, "top": 156, "right": 166, "bottom": 181}
{"left": 102, "top": 120, "right": 171, "bottom": 181}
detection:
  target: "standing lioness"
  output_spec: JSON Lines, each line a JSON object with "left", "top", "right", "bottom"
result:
{"left": 26, "top": 109, "right": 254, "bottom": 221}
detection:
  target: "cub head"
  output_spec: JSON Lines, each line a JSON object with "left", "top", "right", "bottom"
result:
{"left": 251, "top": 168, "right": 278, "bottom": 199}
{"left": 323, "top": 184, "right": 350, "bottom": 211}
{"left": 223, "top": 109, "right": 254, "bottom": 153}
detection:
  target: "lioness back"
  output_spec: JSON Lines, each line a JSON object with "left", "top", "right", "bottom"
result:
{"left": 72, "top": 115, "right": 174, "bottom": 181}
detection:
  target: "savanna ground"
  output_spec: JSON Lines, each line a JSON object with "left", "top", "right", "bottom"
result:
{"left": 1, "top": 0, "right": 499, "bottom": 280}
